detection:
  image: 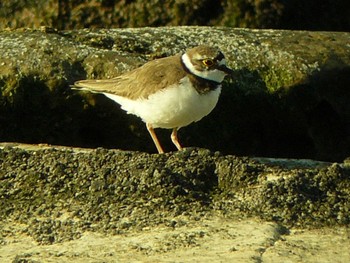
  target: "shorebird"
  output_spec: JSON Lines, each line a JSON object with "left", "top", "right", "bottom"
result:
{"left": 74, "top": 45, "right": 233, "bottom": 153}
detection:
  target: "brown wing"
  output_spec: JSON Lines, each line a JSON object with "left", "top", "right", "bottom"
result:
{"left": 74, "top": 54, "right": 186, "bottom": 100}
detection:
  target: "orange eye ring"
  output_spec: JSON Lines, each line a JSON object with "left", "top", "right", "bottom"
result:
{"left": 202, "top": 59, "right": 214, "bottom": 67}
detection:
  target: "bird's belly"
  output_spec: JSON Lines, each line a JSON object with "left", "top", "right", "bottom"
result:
{"left": 104, "top": 78, "right": 221, "bottom": 129}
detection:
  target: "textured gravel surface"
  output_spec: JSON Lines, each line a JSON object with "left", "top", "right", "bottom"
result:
{"left": 0, "top": 144, "right": 349, "bottom": 262}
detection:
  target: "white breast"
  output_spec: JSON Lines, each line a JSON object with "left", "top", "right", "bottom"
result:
{"left": 103, "top": 76, "right": 221, "bottom": 129}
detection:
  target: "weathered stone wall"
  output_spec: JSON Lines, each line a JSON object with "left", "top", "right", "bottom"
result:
{"left": 0, "top": 27, "right": 349, "bottom": 161}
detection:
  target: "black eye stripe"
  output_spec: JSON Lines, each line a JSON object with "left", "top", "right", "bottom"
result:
{"left": 198, "top": 52, "right": 225, "bottom": 65}
{"left": 216, "top": 52, "right": 225, "bottom": 61}
{"left": 205, "top": 52, "right": 225, "bottom": 63}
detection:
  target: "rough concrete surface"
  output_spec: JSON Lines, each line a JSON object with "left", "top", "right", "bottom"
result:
{"left": 0, "top": 144, "right": 349, "bottom": 262}
{"left": 0, "top": 27, "right": 350, "bottom": 161}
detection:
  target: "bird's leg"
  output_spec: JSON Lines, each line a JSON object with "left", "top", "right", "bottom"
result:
{"left": 171, "top": 128, "right": 183, "bottom": 151}
{"left": 146, "top": 123, "right": 164, "bottom": 154}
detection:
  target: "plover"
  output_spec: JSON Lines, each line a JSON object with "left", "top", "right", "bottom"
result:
{"left": 74, "top": 45, "right": 233, "bottom": 153}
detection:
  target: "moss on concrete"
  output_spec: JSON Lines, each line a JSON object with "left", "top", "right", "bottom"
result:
{"left": 0, "top": 27, "right": 349, "bottom": 161}
{"left": 0, "top": 145, "right": 349, "bottom": 245}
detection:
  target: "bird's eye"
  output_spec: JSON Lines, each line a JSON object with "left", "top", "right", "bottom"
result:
{"left": 202, "top": 59, "right": 214, "bottom": 67}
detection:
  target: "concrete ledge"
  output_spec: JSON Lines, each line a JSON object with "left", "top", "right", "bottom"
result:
{"left": 0, "top": 27, "right": 349, "bottom": 160}
{"left": 0, "top": 144, "right": 349, "bottom": 261}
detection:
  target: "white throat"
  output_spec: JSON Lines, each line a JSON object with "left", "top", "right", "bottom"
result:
{"left": 181, "top": 53, "right": 227, "bottom": 83}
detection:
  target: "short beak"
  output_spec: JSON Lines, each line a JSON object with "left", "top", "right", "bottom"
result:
{"left": 219, "top": 65, "right": 234, "bottom": 76}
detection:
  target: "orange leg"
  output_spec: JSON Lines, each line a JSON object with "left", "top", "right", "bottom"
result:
{"left": 146, "top": 123, "right": 164, "bottom": 153}
{"left": 171, "top": 128, "right": 183, "bottom": 151}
